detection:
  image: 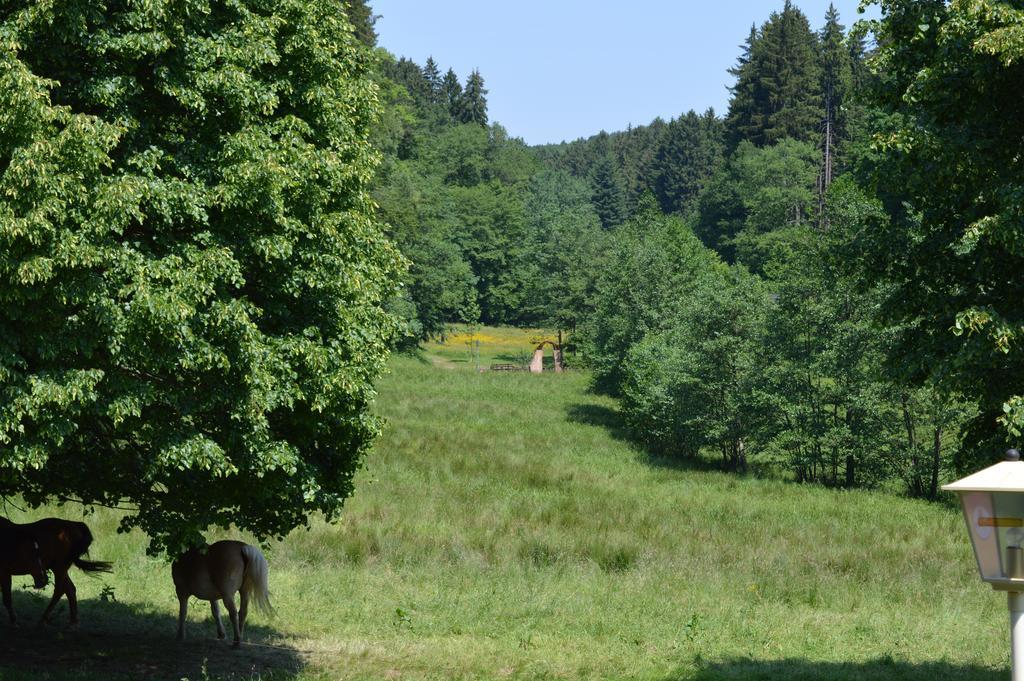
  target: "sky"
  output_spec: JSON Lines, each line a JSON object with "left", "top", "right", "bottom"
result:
{"left": 371, "top": 1, "right": 880, "bottom": 146}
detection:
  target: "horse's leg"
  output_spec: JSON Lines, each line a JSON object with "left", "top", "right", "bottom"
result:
{"left": 64, "top": 574, "right": 78, "bottom": 626}
{"left": 2, "top": 573, "right": 15, "bottom": 625}
{"left": 210, "top": 600, "right": 225, "bottom": 639}
{"left": 38, "top": 570, "right": 67, "bottom": 626}
{"left": 222, "top": 592, "right": 241, "bottom": 648}
{"left": 238, "top": 588, "right": 249, "bottom": 640}
{"left": 176, "top": 595, "right": 189, "bottom": 641}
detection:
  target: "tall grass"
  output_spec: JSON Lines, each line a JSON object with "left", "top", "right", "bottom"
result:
{"left": 0, "top": 330, "right": 1009, "bottom": 680}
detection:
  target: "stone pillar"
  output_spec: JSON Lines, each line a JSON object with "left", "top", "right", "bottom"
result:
{"left": 530, "top": 349, "right": 544, "bottom": 373}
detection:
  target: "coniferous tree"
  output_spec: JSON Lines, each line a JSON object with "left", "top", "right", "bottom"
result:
{"left": 653, "top": 109, "right": 724, "bottom": 215}
{"left": 457, "top": 70, "right": 489, "bottom": 126}
{"left": 725, "top": 25, "right": 760, "bottom": 151}
{"left": 343, "top": 0, "right": 377, "bottom": 47}
{"left": 442, "top": 68, "right": 463, "bottom": 120}
{"left": 726, "top": 2, "right": 822, "bottom": 150}
{"left": 590, "top": 154, "right": 628, "bottom": 230}
{"left": 817, "top": 3, "right": 853, "bottom": 216}
{"left": 422, "top": 57, "right": 443, "bottom": 105}
{"left": 614, "top": 118, "right": 668, "bottom": 213}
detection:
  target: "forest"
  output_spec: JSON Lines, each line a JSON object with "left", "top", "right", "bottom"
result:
{"left": 363, "top": 0, "right": 1024, "bottom": 500}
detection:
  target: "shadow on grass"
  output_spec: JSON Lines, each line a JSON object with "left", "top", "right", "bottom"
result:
{"left": 565, "top": 402, "right": 723, "bottom": 474}
{"left": 670, "top": 657, "right": 1003, "bottom": 681}
{"left": 0, "top": 588, "right": 304, "bottom": 680}
{"left": 565, "top": 402, "right": 632, "bottom": 442}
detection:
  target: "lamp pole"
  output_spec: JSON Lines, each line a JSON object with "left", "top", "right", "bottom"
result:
{"left": 1011, "top": 591, "right": 1024, "bottom": 681}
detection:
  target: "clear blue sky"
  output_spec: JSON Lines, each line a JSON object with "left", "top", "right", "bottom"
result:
{"left": 371, "top": 1, "right": 879, "bottom": 146}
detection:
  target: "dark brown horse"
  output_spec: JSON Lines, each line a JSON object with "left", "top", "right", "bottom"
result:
{"left": 0, "top": 521, "right": 48, "bottom": 624}
{"left": 0, "top": 517, "right": 112, "bottom": 626}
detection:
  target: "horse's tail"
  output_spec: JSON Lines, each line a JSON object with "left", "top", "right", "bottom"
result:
{"left": 240, "top": 544, "right": 272, "bottom": 615}
{"left": 74, "top": 557, "right": 113, "bottom": 573}
{"left": 70, "top": 522, "right": 113, "bottom": 573}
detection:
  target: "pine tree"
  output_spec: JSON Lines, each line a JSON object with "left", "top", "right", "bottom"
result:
{"left": 343, "top": 0, "right": 377, "bottom": 47}
{"left": 457, "top": 70, "right": 489, "bottom": 126}
{"left": 726, "top": 2, "right": 823, "bottom": 150}
{"left": 818, "top": 4, "right": 853, "bottom": 215}
{"left": 591, "top": 154, "right": 628, "bottom": 229}
{"left": 423, "top": 57, "right": 443, "bottom": 104}
{"left": 442, "top": 68, "right": 463, "bottom": 120}
{"left": 653, "top": 109, "right": 725, "bottom": 214}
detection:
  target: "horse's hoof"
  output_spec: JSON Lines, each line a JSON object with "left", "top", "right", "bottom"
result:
{"left": 216, "top": 632, "right": 225, "bottom": 640}
{"left": 231, "top": 640, "right": 241, "bottom": 649}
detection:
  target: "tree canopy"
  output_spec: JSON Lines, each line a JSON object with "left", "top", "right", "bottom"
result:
{"left": 853, "top": 0, "right": 1024, "bottom": 469}
{"left": 0, "top": 0, "right": 404, "bottom": 554}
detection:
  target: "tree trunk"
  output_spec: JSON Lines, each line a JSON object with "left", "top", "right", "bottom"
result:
{"left": 929, "top": 424, "right": 942, "bottom": 500}
{"left": 901, "top": 394, "right": 922, "bottom": 497}
{"left": 845, "top": 408, "right": 855, "bottom": 488}
{"left": 819, "top": 90, "right": 834, "bottom": 230}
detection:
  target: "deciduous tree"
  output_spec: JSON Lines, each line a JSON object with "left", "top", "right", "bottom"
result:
{"left": 0, "top": 0, "right": 404, "bottom": 554}
{"left": 858, "top": 0, "right": 1024, "bottom": 469}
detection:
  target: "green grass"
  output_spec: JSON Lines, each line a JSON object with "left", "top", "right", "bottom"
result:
{"left": 0, "top": 329, "right": 1010, "bottom": 680}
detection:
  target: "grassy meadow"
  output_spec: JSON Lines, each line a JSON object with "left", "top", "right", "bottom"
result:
{"left": 0, "top": 326, "right": 1011, "bottom": 680}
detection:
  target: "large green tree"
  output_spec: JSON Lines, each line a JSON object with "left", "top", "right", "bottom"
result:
{"left": 456, "top": 70, "right": 489, "bottom": 127}
{"left": 725, "top": 1, "right": 823, "bottom": 150}
{"left": 622, "top": 266, "right": 771, "bottom": 472}
{"left": 442, "top": 68, "right": 464, "bottom": 120}
{"left": 581, "top": 200, "right": 719, "bottom": 393}
{"left": 518, "top": 169, "right": 605, "bottom": 331}
{"left": 856, "top": 0, "right": 1024, "bottom": 469}
{"left": 590, "top": 154, "right": 628, "bottom": 230}
{"left": 696, "top": 139, "right": 820, "bottom": 266}
{"left": 0, "top": 0, "right": 404, "bottom": 554}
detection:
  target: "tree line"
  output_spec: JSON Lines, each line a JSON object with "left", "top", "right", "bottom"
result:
{"left": 579, "top": 0, "right": 1021, "bottom": 494}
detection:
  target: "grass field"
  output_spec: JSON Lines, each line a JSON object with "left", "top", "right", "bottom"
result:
{"left": 424, "top": 325, "right": 565, "bottom": 370}
{"left": 0, "top": 327, "right": 1011, "bottom": 680}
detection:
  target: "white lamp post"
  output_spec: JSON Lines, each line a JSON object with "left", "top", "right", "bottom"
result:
{"left": 944, "top": 449, "right": 1024, "bottom": 680}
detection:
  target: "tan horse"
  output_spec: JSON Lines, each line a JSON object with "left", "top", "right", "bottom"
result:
{"left": 172, "top": 540, "right": 272, "bottom": 647}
